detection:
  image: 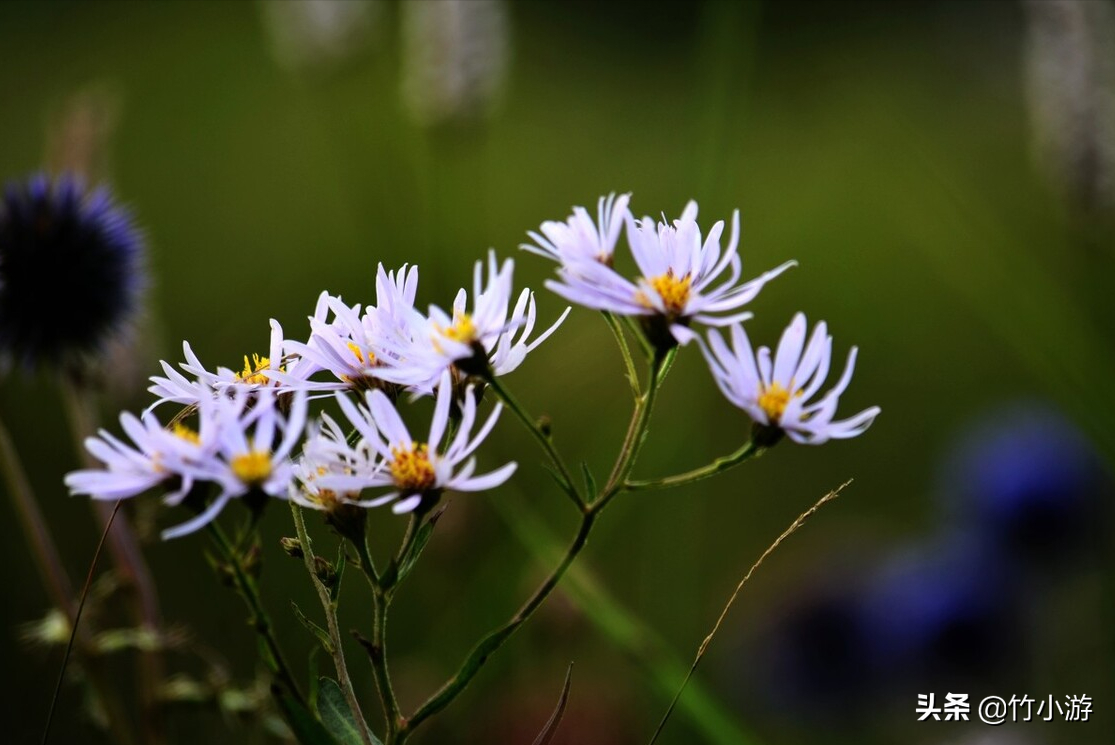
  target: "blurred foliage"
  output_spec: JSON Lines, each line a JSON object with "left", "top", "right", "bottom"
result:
{"left": 1, "top": 1, "right": 1112, "bottom": 743}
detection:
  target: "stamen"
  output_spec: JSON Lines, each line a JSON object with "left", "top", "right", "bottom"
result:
{"left": 231, "top": 450, "right": 272, "bottom": 486}
{"left": 389, "top": 442, "right": 436, "bottom": 491}
{"left": 640, "top": 271, "right": 692, "bottom": 315}
{"left": 235, "top": 353, "right": 272, "bottom": 385}
{"left": 757, "top": 382, "right": 802, "bottom": 423}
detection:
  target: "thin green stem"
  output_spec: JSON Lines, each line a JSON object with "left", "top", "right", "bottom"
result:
{"left": 379, "top": 513, "right": 418, "bottom": 591}
{"left": 371, "top": 585, "right": 402, "bottom": 742}
{"left": 397, "top": 345, "right": 680, "bottom": 739}
{"left": 626, "top": 440, "right": 764, "bottom": 491}
{"left": 290, "top": 503, "right": 375, "bottom": 745}
{"left": 593, "top": 348, "right": 674, "bottom": 512}
{"left": 206, "top": 522, "right": 306, "bottom": 706}
{"left": 602, "top": 312, "right": 640, "bottom": 397}
{"left": 400, "top": 510, "right": 596, "bottom": 741}
{"left": 483, "top": 372, "right": 583, "bottom": 509}
{"left": 356, "top": 533, "right": 381, "bottom": 588}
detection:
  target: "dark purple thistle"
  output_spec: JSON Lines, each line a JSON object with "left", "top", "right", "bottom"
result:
{"left": 0, "top": 173, "right": 144, "bottom": 370}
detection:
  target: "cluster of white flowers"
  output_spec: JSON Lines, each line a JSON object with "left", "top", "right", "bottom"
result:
{"left": 69, "top": 255, "right": 556, "bottom": 537}
{"left": 526, "top": 194, "right": 880, "bottom": 443}
{"left": 67, "top": 193, "right": 878, "bottom": 539}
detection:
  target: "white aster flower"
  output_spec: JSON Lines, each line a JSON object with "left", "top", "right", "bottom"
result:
{"left": 65, "top": 409, "right": 213, "bottom": 504}
{"left": 543, "top": 200, "right": 795, "bottom": 346}
{"left": 522, "top": 192, "right": 631, "bottom": 266}
{"left": 163, "top": 388, "right": 307, "bottom": 538}
{"left": 147, "top": 319, "right": 310, "bottom": 410}
{"left": 701, "top": 314, "right": 881, "bottom": 445}
{"left": 319, "top": 371, "right": 516, "bottom": 514}
{"left": 376, "top": 252, "right": 567, "bottom": 388}
{"left": 281, "top": 264, "right": 424, "bottom": 394}
{"left": 291, "top": 412, "right": 383, "bottom": 512}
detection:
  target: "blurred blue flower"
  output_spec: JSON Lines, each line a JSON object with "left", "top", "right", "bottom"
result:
{"left": 0, "top": 173, "right": 143, "bottom": 371}
{"left": 939, "top": 402, "right": 1107, "bottom": 568}
{"left": 861, "top": 536, "right": 1024, "bottom": 691}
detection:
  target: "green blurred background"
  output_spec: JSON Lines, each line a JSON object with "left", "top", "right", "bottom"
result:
{"left": 1, "top": 0, "right": 1113, "bottom": 743}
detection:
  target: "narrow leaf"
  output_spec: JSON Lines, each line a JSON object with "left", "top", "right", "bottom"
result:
{"left": 532, "top": 663, "right": 573, "bottom": 745}
{"left": 291, "top": 601, "right": 335, "bottom": 654}
{"left": 317, "top": 677, "right": 383, "bottom": 745}
{"left": 397, "top": 505, "right": 447, "bottom": 584}
{"left": 580, "top": 462, "right": 597, "bottom": 499}
{"left": 275, "top": 689, "right": 341, "bottom": 745}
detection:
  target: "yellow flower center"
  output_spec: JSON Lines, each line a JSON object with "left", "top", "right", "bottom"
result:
{"left": 757, "top": 382, "right": 801, "bottom": 423}
{"left": 438, "top": 312, "right": 477, "bottom": 344}
{"left": 172, "top": 423, "right": 200, "bottom": 445}
{"left": 389, "top": 442, "right": 436, "bottom": 491}
{"left": 235, "top": 353, "right": 272, "bottom": 385}
{"left": 640, "top": 271, "right": 692, "bottom": 315}
{"left": 231, "top": 450, "right": 272, "bottom": 486}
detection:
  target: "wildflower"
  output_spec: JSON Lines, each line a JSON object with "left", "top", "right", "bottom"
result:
{"left": 0, "top": 173, "right": 143, "bottom": 370}
{"left": 282, "top": 264, "right": 423, "bottom": 394}
{"left": 147, "top": 319, "right": 309, "bottom": 409}
{"left": 319, "top": 371, "right": 516, "bottom": 514}
{"left": 168, "top": 389, "right": 308, "bottom": 538}
{"left": 376, "top": 252, "right": 567, "bottom": 387}
{"left": 542, "top": 200, "right": 794, "bottom": 347}
{"left": 65, "top": 409, "right": 211, "bottom": 504}
{"left": 702, "top": 314, "right": 880, "bottom": 445}
{"left": 292, "top": 412, "right": 382, "bottom": 512}
{"left": 522, "top": 192, "right": 631, "bottom": 266}
{"left": 69, "top": 388, "right": 307, "bottom": 539}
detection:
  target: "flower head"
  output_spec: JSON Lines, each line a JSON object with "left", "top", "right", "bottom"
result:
{"left": 147, "top": 319, "right": 309, "bottom": 410}
{"left": 319, "top": 371, "right": 516, "bottom": 513}
{"left": 0, "top": 173, "right": 144, "bottom": 370}
{"left": 375, "top": 252, "right": 567, "bottom": 388}
{"left": 281, "top": 264, "right": 424, "bottom": 394}
{"left": 702, "top": 314, "right": 880, "bottom": 445}
{"left": 541, "top": 199, "right": 793, "bottom": 346}
{"left": 522, "top": 192, "right": 631, "bottom": 266}
{"left": 67, "top": 388, "right": 307, "bottom": 539}
{"left": 65, "top": 410, "right": 212, "bottom": 504}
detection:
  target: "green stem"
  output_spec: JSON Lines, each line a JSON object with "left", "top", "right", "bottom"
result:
{"left": 371, "top": 585, "right": 402, "bottom": 742}
{"left": 626, "top": 440, "right": 764, "bottom": 491}
{"left": 483, "top": 372, "right": 583, "bottom": 509}
{"left": 602, "top": 312, "right": 640, "bottom": 397}
{"left": 593, "top": 348, "right": 674, "bottom": 512}
{"left": 290, "top": 503, "right": 375, "bottom": 745}
{"left": 379, "top": 513, "right": 418, "bottom": 591}
{"left": 206, "top": 522, "right": 306, "bottom": 706}
{"left": 400, "top": 348, "right": 675, "bottom": 739}
{"left": 399, "top": 510, "right": 597, "bottom": 741}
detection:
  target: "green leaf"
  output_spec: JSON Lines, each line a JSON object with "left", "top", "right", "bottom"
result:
{"left": 397, "top": 505, "right": 446, "bottom": 584}
{"left": 275, "top": 691, "right": 341, "bottom": 745}
{"left": 580, "top": 462, "right": 596, "bottom": 499}
{"left": 317, "top": 677, "right": 383, "bottom": 745}
{"left": 291, "top": 601, "right": 335, "bottom": 654}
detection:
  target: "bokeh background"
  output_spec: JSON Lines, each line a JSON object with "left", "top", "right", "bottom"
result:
{"left": 1, "top": 0, "right": 1113, "bottom": 743}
